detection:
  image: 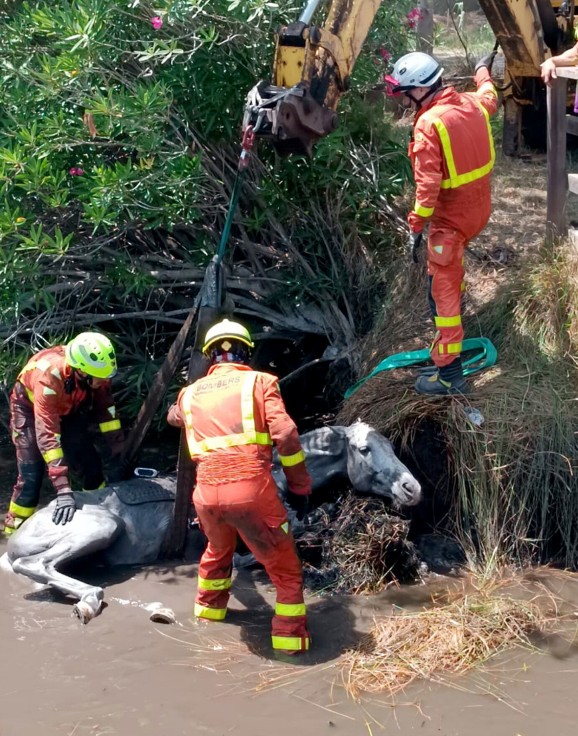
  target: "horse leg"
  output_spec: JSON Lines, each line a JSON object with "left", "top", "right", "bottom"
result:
{"left": 11, "top": 511, "right": 122, "bottom": 623}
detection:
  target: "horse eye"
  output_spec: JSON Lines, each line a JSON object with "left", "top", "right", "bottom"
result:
{"left": 358, "top": 446, "right": 371, "bottom": 456}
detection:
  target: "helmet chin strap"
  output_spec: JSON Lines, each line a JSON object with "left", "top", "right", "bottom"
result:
{"left": 408, "top": 81, "right": 442, "bottom": 111}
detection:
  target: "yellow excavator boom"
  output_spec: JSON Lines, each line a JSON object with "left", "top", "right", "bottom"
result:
{"left": 243, "top": 0, "right": 382, "bottom": 156}
{"left": 478, "top": 0, "right": 549, "bottom": 77}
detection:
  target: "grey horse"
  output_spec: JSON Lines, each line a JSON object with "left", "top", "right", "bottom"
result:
{"left": 3, "top": 421, "right": 421, "bottom": 622}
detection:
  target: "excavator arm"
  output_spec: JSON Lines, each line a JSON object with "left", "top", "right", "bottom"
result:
{"left": 477, "top": 0, "right": 570, "bottom": 77}
{"left": 477, "top": 0, "right": 574, "bottom": 154}
{"left": 243, "top": 0, "right": 382, "bottom": 156}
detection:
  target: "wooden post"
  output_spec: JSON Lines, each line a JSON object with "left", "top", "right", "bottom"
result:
{"left": 546, "top": 75, "right": 568, "bottom": 242}
{"left": 161, "top": 257, "right": 226, "bottom": 559}
{"left": 417, "top": 0, "right": 434, "bottom": 56}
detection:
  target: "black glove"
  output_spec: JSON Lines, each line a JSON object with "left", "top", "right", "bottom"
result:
{"left": 287, "top": 492, "right": 310, "bottom": 522}
{"left": 408, "top": 231, "right": 423, "bottom": 263}
{"left": 475, "top": 50, "right": 497, "bottom": 74}
{"left": 52, "top": 492, "right": 76, "bottom": 525}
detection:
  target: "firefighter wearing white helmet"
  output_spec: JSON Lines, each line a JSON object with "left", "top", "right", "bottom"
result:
{"left": 168, "top": 317, "right": 312, "bottom": 655}
{"left": 385, "top": 50, "right": 498, "bottom": 395}
{"left": 385, "top": 51, "right": 444, "bottom": 108}
{"left": 2, "top": 332, "right": 124, "bottom": 535}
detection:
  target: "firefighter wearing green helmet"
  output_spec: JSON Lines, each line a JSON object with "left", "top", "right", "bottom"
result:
{"left": 2, "top": 332, "right": 124, "bottom": 535}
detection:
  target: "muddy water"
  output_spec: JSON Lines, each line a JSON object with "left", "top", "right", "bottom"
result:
{"left": 1, "top": 431, "right": 578, "bottom": 736}
{"left": 2, "top": 538, "right": 578, "bottom": 736}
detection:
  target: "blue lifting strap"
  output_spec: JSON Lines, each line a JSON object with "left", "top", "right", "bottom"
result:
{"left": 344, "top": 337, "right": 498, "bottom": 399}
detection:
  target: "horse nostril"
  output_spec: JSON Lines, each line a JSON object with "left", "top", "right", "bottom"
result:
{"left": 403, "top": 480, "right": 421, "bottom": 497}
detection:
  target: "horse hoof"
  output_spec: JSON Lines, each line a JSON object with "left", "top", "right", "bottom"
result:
{"left": 149, "top": 607, "right": 176, "bottom": 624}
{"left": 233, "top": 552, "right": 257, "bottom": 569}
{"left": 73, "top": 601, "right": 95, "bottom": 624}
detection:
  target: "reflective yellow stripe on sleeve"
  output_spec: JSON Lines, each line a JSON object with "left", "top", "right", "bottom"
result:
{"left": 197, "top": 576, "right": 232, "bottom": 591}
{"left": 42, "top": 447, "right": 64, "bottom": 463}
{"left": 275, "top": 602, "right": 307, "bottom": 617}
{"left": 279, "top": 449, "right": 305, "bottom": 467}
{"left": 478, "top": 81, "right": 498, "bottom": 97}
{"left": 413, "top": 200, "right": 435, "bottom": 218}
{"left": 99, "top": 419, "right": 121, "bottom": 433}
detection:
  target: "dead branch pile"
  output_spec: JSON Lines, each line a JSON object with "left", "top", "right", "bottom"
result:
{"left": 299, "top": 496, "right": 422, "bottom": 594}
{"left": 341, "top": 583, "right": 544, "bottom": 698}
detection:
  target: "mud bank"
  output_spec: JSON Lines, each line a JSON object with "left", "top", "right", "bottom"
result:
{"left": 2, "top": 538, "right": 578, "bottom": 736}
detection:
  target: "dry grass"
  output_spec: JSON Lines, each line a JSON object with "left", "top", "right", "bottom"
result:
{"left": 340, "top": 578, "right": 548, "bottom": 699}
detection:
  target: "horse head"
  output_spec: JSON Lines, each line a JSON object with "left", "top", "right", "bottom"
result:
{"left": 335, "top": 421, "right": 421, "bottom": 508}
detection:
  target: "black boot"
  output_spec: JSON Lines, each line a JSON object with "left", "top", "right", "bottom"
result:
{"left": 414, "top": 357, "right": 470, "bottom": 396}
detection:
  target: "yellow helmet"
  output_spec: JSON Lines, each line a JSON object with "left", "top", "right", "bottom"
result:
{"left": 202, "top": 319, "right": 254, "bottom": 356}
{"left": 65, "top": 332, "right": 117, "bottom": 379}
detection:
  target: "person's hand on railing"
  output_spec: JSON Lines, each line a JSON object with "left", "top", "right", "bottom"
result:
{"left": 540, "top": 58, "right": 558, "bottom": 87}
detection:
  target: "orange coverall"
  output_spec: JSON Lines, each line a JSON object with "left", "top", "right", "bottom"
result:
{"left": 408, "top": 67, "right": 498, "bottom": 368}
{"left": 6, "top": 346, "right": 123, "bottom": 525}
{"left": 167, "top": 362, "right": 312, "bottom": 654}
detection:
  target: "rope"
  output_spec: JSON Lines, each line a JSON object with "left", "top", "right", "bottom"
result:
{"left": 215, "top": 126, "right": 256, "bottom": 265}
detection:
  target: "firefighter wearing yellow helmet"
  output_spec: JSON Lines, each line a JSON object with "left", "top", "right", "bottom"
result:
{"left": 168, "top": 318, "right": 312, "bottom": 655}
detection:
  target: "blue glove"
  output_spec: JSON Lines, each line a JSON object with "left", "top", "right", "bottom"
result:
{"left": 52, "top": 492, "right": 76, "bottom": 525}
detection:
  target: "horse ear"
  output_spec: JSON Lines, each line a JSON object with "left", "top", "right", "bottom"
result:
{"left": 327, "top": 425, "right": 346, "bottom": 438}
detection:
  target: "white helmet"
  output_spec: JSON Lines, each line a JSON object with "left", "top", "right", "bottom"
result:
{"left": 385, "top": 52, "right": 443, "bottom": 96}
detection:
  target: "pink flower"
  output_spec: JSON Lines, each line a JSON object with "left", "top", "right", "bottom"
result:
{"left": 69, "top": 167, "right": 84, "bottom": 176}
{"left": 379, "top": 47, "right": 391, "bottom": 62}
{"left": 406, "top": 7, "right": 423, "bottom": 30}
{"left": 151, "top": 16, "right": 163, "bottom": 30}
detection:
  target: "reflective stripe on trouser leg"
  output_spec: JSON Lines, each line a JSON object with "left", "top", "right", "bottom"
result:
{"left": 9, "top": 461, "right": 44, "bottom": 513}
{"left": 427, "top": 260, "right": 465, "bottom": 369}
{"left": 235, "top": 500, "right": 310, "bottom": 652}
{"left": 4, "top": 498, "right": 38, "bottom": 534}
{"left": 193, "top": 499, "right": 237, "bottom": 621}
{"left": 272, "top": 601, "right": 310, "bottom": 652}
{"left": 8, "top": 388, "right": 44, "bottom": 517}
{"left": 218, "top": 477, "right": 311, "bottom": 652}
{"left": 194, "top": 603, "right": 227, "bottom": 621}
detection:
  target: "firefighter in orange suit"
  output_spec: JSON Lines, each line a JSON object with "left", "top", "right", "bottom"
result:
{"left": 167, "top": 319, "right": 312, "bottom": 655}
{"left": 386, "top": 51, "right": 498, "bottom": 394}
{"left": 2, "top": 332, "right": 123, "bottom": 535}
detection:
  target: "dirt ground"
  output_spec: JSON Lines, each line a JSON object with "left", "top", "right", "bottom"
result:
{"left": 2, "top": 119, "right": 578, "bottom": 736}
{"left": 3, "top": 544, "right": 578, "bottom": 736}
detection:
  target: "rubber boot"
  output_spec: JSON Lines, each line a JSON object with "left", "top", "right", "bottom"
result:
{"left": 414, "top": 357, "right": 470, "bottom": 396}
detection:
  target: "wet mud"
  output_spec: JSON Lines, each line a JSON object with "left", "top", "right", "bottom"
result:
{"left": 2, "top": 540, "right": 578, "bottom": 736}
{"left": 2, "top": 428, "right": 578, "bottom": 735}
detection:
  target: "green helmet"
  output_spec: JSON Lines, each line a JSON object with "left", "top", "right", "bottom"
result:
{"left": 202, "top": 319, "right": 254, "bottom": 356}
{"left": 65, "top": 332, "right": 117, "bottom": 379}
